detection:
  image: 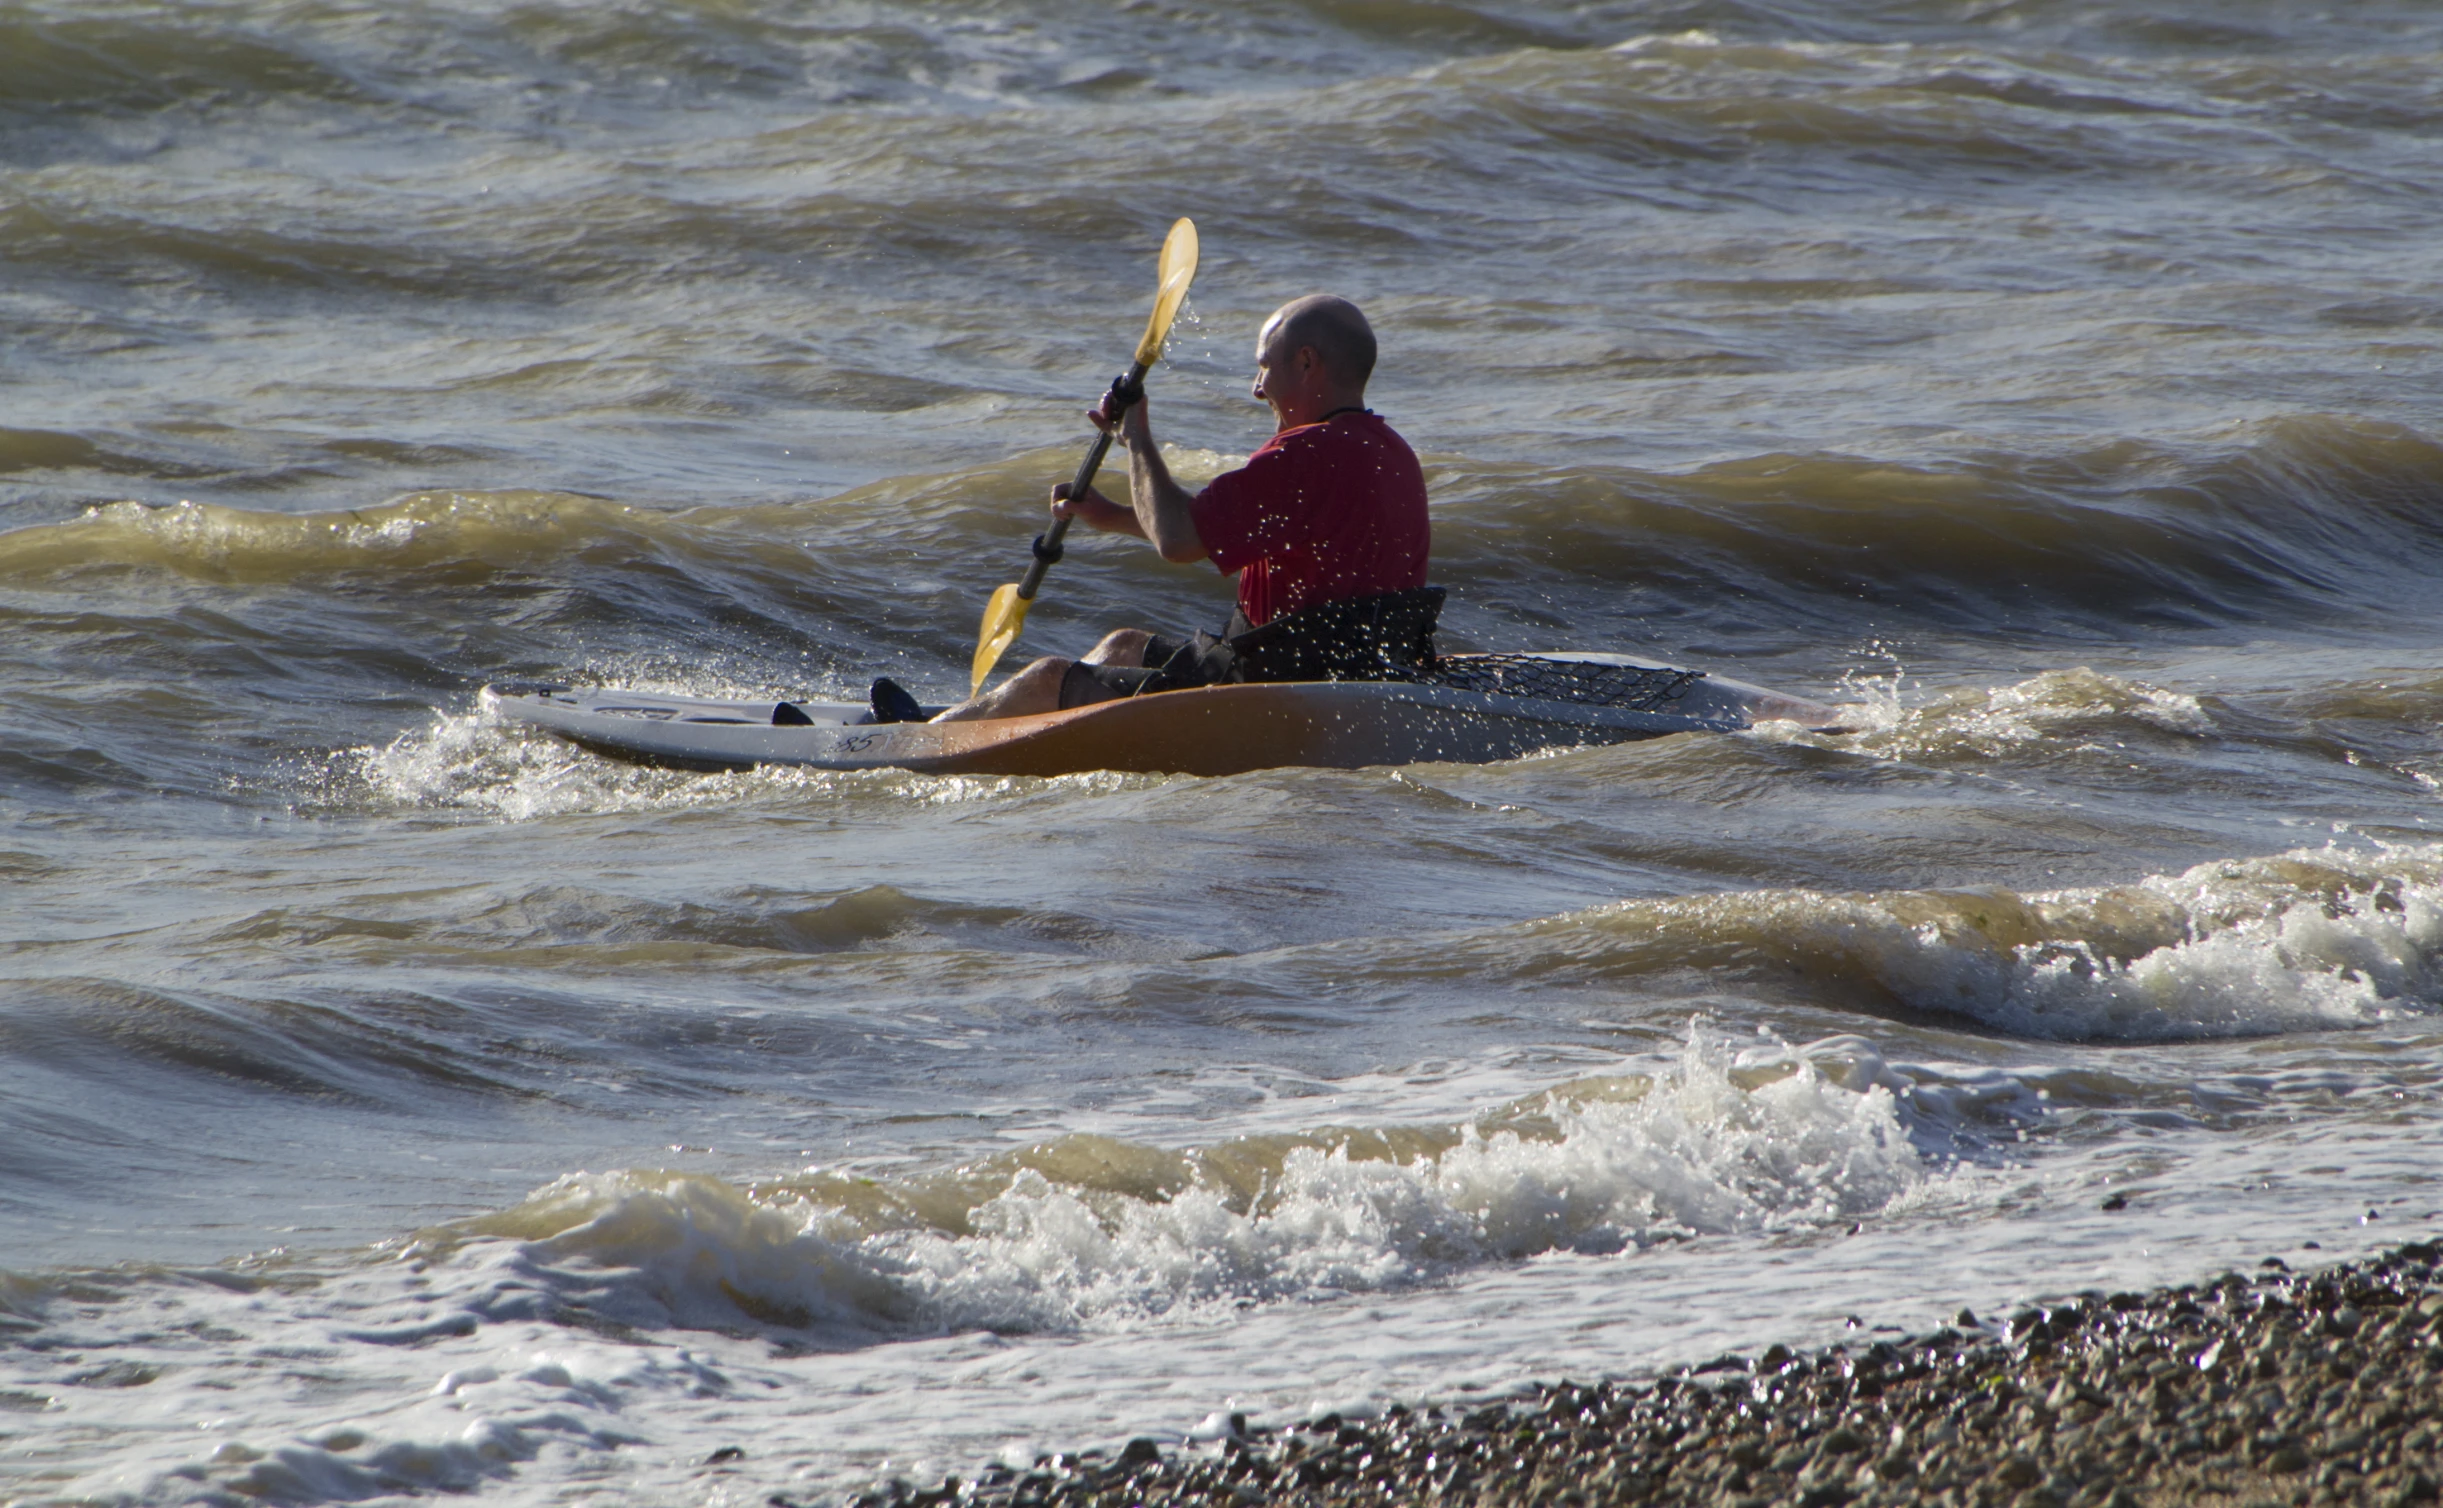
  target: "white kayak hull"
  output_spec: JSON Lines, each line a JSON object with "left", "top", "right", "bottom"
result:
{"left": 485, "top": 655, "right": 1840, "bottom": 778}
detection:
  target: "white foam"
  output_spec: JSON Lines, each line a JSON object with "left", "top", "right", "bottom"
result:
{"left": 53, "top": 1326, "right": 727, "bottom": 1508}
{"left": 1918, "top": 849, "right": 2441, "bottom": 1040}
{"left": 302, "top": 705, "right": 1142, "bottom": 820}
{"left": 2009, "top": 855, "right": 2443, "bottom": 1038}
{"left": 1559, "top": 843, "right": 2443, "bottom": 1043}
{"left": 344, "top": 707, "right": 722, "bottom": 820}
{"left": 1814, "top": 666, "right": 2217, "bottom": 759}
{"left": 478, "top": 1025, "right": 1919, "bottom": 1340}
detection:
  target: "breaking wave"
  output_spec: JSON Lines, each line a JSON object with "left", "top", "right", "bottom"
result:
{"left": 1493, "top": 845, "right": 2443, "bottom": 1042}
{"left": 428, "top": 1025, "right": 1921, "bottom": 1336}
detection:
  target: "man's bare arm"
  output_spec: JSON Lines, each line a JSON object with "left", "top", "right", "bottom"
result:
{"left": 1051, "top": 398, "right": 1208, "bottom": 563}
{"left": 1118, "top": 403, "right": 1207, "bottom": 564}
{"left": 1050, "top": 479, "right": 1145, "bottom": 538}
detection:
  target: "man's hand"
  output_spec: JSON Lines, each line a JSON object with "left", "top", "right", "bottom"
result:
{"left": 1087, "top": 392, "right": 1155, "bottom": 452}
{"left": 1069, "top": 390, "right": 1205, "bottom": 563}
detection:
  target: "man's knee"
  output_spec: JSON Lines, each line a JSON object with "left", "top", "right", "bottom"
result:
{"left": 1007, "top": 655, "right": 1070, "bottom": 692}
{"left": 1082, "top": 628, "right": 1153, "bottom": 667}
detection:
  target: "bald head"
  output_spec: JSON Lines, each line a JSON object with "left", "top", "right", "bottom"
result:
{"left": 1259, "top": 295, "right": 1378, "bottom": 387}
{"left": 1251, "top": 295, "right": 1377, "bottom": 429}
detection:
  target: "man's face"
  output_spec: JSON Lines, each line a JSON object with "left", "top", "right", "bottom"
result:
{"left": 1249, "top": 317, "right": 1304, "bottom": 423}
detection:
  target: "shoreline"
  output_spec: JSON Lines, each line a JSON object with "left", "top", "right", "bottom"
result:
{"left": 837, "top": 1241, "right": 2443, "bottom": 1508}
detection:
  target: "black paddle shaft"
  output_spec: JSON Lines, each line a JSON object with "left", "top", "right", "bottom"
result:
{"left": 1015, "top": 362, "right": 1149, "bottom": 601}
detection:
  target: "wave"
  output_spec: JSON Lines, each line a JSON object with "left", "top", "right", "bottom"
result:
{"left": 184, "top": 881, "right": 1177, "bottom": 969}
{"left": 0, "top": 426, "right": 113, "bottom": 477}
{"left": 1808, "top": 666, "right": 2443, "bottom": 803}
{"left": 0, "top": 1026, "right": 1936, "bottom": 1506}
{"left": 2272, "top": 668, "right": 2443, "bottom": 724}
{"left": 1823, "top": 665, "right": 2220, "bottom": 759}
{"left": 0, "top": 454, "right": 1158, "bottom": 603}
{"left": 0, "top": 491, "right": 681, "bottom": 584}
{"left": 8, "top": 412, "right": 2439, "bottom": 658}
{"left": 1449, "top": 843, "right": 2443, "bottom": 1043}
{"left": 0, "top": 977, "right": 541, "bottom": 1111}
{"left": 0, "top": 11, "right": 375, "bottom": 122}
{"left": 1432, "top": 414, "right": 2443, "bottom": 646}
{"left": 23, "top": 833, "right": 2424, "bottom": 1140}
{"left": 415, "top": 1024, "right": 1920, "bottom": 1337}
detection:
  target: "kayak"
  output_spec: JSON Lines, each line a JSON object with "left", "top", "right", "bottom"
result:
{"left": 484, "top": 653, "right": 1844, "bottom": 778}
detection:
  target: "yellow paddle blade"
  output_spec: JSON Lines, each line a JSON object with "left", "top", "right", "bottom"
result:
{"left": 971, "top": 582, "right": 1029, "bottom": 694}
{"left": 1132, "top": 217, "right": 1200, "bottom": 368}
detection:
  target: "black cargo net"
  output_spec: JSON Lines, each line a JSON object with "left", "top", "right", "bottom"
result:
{"left": 1420, "top": 655, "right": 1706, "bottom": 711}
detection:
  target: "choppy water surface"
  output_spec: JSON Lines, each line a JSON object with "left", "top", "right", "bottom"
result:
{"left": 5, "top": 0, "right": 2442, "bottom": 1501}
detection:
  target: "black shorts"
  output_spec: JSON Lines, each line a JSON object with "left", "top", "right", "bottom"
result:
{"left": 1061, "top": 588, "right": 1446, "bottom": 707}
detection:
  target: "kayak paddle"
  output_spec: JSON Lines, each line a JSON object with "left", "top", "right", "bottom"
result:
{"left": 969, "top": 216, "right": 1200, "bottom": 694}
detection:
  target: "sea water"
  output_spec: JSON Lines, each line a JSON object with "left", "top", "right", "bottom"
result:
{"left": 3, "top": 0, "right": 2441, "bottom": 1501}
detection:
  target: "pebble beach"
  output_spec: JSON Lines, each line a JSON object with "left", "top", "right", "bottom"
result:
{"left": 860, "top": 1242, "right": 2443, "bottom": 1508}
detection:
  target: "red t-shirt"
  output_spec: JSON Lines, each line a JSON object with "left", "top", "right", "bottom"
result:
{"left": 1187, "top": 410, "right": 1431, "bottom": 628}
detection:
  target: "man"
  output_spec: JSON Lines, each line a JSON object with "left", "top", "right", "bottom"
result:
{"left": 883, "top": 293, "right": 1437, "bottom": 725}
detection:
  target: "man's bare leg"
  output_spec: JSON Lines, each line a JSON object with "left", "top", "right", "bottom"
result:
{"left": 928, "top": 656, "right": 1070, "bottom": 723}
{"left": 928, "top": 630, "right": 1153, "bottom": 723}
